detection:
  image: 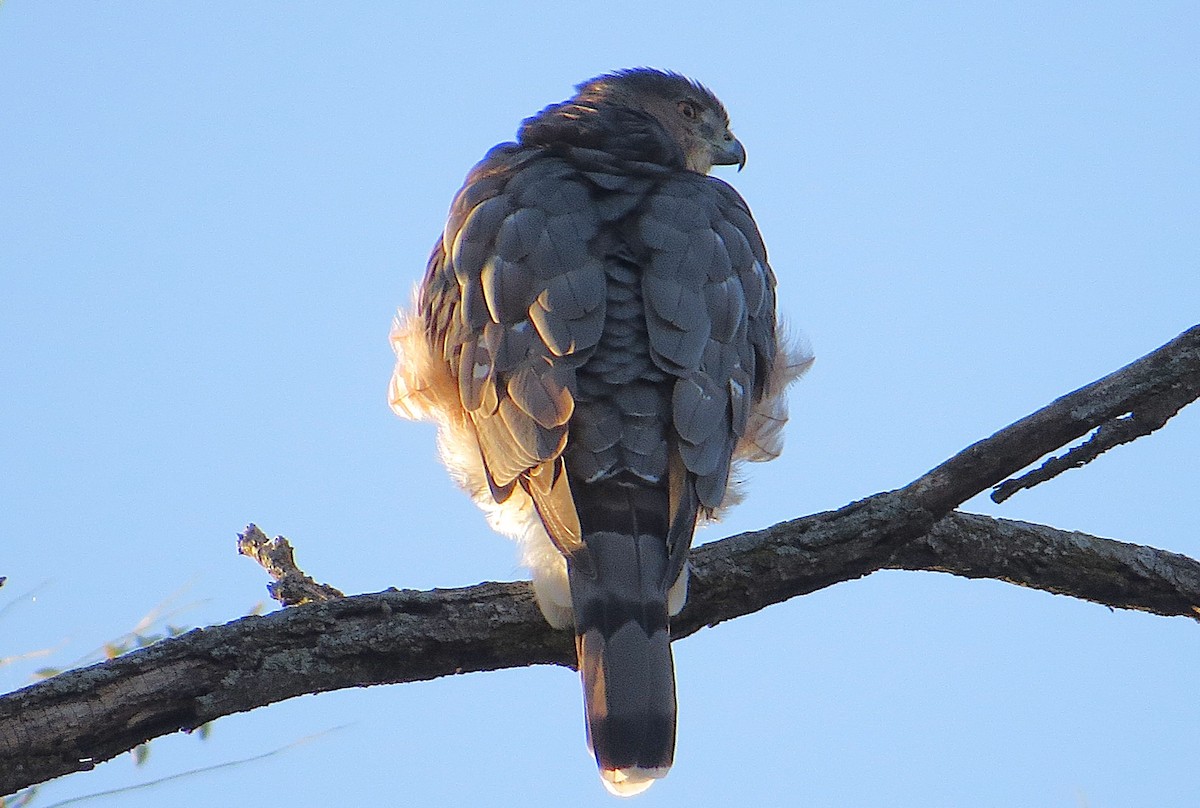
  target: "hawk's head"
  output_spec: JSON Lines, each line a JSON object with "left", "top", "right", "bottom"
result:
{"left": 520, "top": 67, "right": 747, "bottom": 175}
{"left": 575, "top": 68, "right": 747, "bottom": 174}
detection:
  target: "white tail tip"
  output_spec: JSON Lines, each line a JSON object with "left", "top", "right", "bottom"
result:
{"left": 600, "top": 766, "right": 669, "bottom": 797}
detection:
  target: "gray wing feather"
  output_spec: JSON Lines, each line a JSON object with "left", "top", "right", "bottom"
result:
{"left": 629, "top": 175, "right": 777, "bottom": 578}
{"left": 422, "top": 154, "right": 607, "bottom": 559}
{"left": 424, "top": 151, "right": 777, "bottom": 578}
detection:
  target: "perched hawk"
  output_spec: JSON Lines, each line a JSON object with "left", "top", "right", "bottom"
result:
{"left": 390, "top": 68, "right": 808, "bottom": 795}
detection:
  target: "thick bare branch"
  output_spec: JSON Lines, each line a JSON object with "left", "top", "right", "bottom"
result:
{"left": 1, "top": 325, "right": 1197, "bottom": 796}
{"left": 0, "top": 579, "right": 568, "bottom": 796}
{"left": 889, "top": 512, "right": 1200, "bottom": 620}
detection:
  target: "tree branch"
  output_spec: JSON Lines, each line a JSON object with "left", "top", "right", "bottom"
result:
{"left": 909, "top": 324, "right": 1200, "bottom": 509}
{"left": 2, "top": 324, "right": 1197, "bottom": 796}
{"left": 888, "top": 512, "right": 1200, "bottom": 620}
{"left": 236, "top": 525, "right": 344, "bottom": 606}
{"left": 991, "top": 382, "right": 1199, "bottom": 502}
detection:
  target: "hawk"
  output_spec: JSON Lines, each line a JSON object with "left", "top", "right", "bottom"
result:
{"left": 390, "top": 68, "right": 808, "bottom": 795}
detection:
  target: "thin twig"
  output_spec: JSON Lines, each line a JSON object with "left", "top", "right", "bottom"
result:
{"left": 236, "top": 525, "right": 344, "bottom": 606}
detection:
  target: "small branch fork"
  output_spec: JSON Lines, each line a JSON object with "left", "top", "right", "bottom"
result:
{"left": 236, "top": 526, "right": 343, "bottom": 607}
{"left": 992, "top": 384, "right": 1199, "bottom": 503}
{"left": 2, "top": 324, "right": 1198, "bottom": 796}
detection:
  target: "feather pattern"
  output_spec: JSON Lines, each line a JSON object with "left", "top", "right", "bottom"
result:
{"left": 389, "top": 68, "right": 810, "bottom": 795}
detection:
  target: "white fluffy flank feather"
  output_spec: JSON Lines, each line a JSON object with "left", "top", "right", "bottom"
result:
{"left": 710, "top": 323, "right": 814, "bottom": 518}
{"left": 389, "top": 301, "right": 573, "bottom": 628}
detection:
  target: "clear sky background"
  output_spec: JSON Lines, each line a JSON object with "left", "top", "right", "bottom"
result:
{"left": 3, "top": 3, "right": 1198, "bottom": 806}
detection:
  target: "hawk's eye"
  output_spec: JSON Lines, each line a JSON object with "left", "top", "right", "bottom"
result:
{"left": 677, "top": 100, "right": 698, "bottom": 120}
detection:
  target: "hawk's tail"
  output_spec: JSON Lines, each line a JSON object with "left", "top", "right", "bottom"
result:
{"left": 569, "top": 484, "right": 677, "bottom": 797}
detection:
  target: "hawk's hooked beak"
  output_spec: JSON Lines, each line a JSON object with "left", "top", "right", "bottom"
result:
{"left": 712, "top": 134, "right": 747, "bottom": 171}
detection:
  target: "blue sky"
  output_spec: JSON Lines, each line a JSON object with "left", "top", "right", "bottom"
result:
{"left": 2, "top": 2, "right": 1198, "bottom": 806}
